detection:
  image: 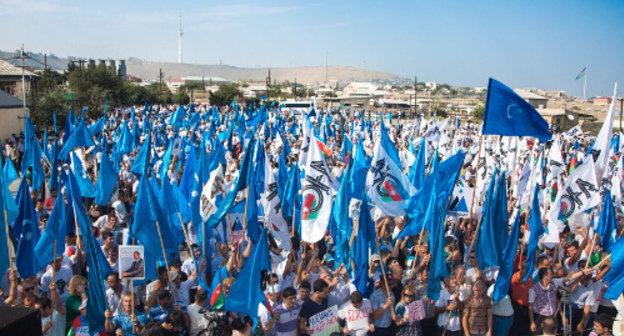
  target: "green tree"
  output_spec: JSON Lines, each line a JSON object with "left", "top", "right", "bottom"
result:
{"left": 473, "top": 105, "right": 485, "bottom": 120}
{"left": 210, "top": 83, "right": 240, "bottom": 106}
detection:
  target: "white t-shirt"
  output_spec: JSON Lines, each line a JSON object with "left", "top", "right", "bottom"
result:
{"left": 188, "top": 303, "right": 209, "bottom": 336}
{"left": 41, "top": 309, "right": 65, "bottom": 336}
{"left": 40, "top": 266, "right": 73, "bottom": 304}
{"left": 435, "top": 288, "right": 461, "bottom": 332}
{"left": 338, "top": 299, "right": 372, "bottom": 336}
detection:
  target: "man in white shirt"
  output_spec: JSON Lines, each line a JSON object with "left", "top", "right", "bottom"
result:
{"left": 36, "top": 283, "right": 66, "bottom": 336}
{"left": 187, "top": 289, "right": 209, "bottom": 336}
{"left": 337, "top": 291, "right": 374, "bottom": 336}
{"left": 40, "top": 257, "right": 73, "bottom": 304}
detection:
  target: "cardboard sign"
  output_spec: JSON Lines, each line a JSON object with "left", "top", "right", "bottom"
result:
{"left": 119, "top": 245, "right": 145, "bottom": 280}
{"left": 308, "top": 305, "right": 339, "bottom": 336}
{"left": 405, "top": 300, "right": 426, "bottom": 322}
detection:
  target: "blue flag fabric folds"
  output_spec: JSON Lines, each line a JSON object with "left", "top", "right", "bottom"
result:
{"left": 597, "top": 190, "right": 617, "bottom": 253}
{"left": 408, "top": 137, "right": 426, "bottom": 189}
{"left": 492, "top": 213, "right": 521, "bottom": 302}
{"left": 224, "top": 228, "right": 270, "bottom": 330}
{"left": 71, "top": 152, "right": 96, "bottom": 198}
{"left": 0, "top": 173, "right": 12, "bottom": 272}
{"left": 604, "top": 237, "right": 624, "bottom": 300}
{"left": 59, "top": 121, "right": 95, "bottom": 160}
{"left": 131, "top": 175, "right": 179, "bottom": 256}
{"left": 475, "top": 171, "right": 509, "bottom": 269}
{"left": 524, "top": 184, "right": 545, "bottom": 282}
{"left": 130, "top": 130, "right": 152, "bottom": 177}
{"left": 14, "top": 177, "right": 42, "bottom": 278}
{"left": 94, "top": 153, "right": 118, "bottom": 206}
{"left": 88, "top": 117, "right": 105, "bottom": 136}
{"left": 482, "top": 78, "right": 552, "bottom": 142}
{"left": 3, "top": 158, "right": 19, "bottom": 184}
{"left": 206, "top": 139, "right": 255, "bottom": 228}
{"left": 353, "top": 197, "right": 376, "bottom": 298}
{"left": 426, "top": 182, "right": 449, "bottom": 302}
{"left": 35, "top": 192, "right": 66, "bottom": 267}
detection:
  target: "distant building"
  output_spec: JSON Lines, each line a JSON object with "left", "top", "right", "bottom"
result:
{"left": 343, "top": 82, "right": 378, "bottom": 97}
{"left": 0, "top": 60, "right": 38, "bottom": 100}
{"left": 0, "top": 90, "right": 26, "bottom": 141}
{"left": 515, "top": 89, "right": 548, "bottom": 109}
{"left": 537, "top": 108, "right": 589, "bottom": 130}
{"left": 166, "top": 78, "right": 185, "bottom": 93}
{"left": 593, "top": 96, "right": 612, "bottom": 105}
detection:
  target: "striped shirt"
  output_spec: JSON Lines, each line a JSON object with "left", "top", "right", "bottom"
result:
{"left": 275, "top": 302, "right": 301, "bottom": 336}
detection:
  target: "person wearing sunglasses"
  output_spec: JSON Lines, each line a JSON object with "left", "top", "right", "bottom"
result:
{"left": 395, "top": 283, "right": 423, "bottom": 336}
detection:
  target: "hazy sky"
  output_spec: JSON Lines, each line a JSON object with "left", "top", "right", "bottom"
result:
{"left": 2, "top": 0, "right": 623, "bottom": 97}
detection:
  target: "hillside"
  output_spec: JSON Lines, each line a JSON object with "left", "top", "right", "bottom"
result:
{"left": 0, "top": 49, "right": 401, "bottom": 84}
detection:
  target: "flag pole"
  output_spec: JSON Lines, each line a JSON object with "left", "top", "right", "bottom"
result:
{"left": 373, "top": 237, "right": 395, "bottom": 315}
{"left": 468, "top": 135, "right": 484, "bottom": 220}
{"left": 51, "top": 239, "right": 57, "bottom": 287}
{"left": 408, "top": 227, "right": 426, "bottom": 283}
{"left": 4, "top": 209, "right": 13, "bottom": 271}
{"left": 583, "top": 70, "right": 587, "bottom": 101}
{"left": 155, "top": 220, "right": 177, "bottom": 303}
{"left": 131, "top": 279, "right": 135, "bottom": 334}
{"left": 242, "top": 186, "right": 250, "bottom": 236}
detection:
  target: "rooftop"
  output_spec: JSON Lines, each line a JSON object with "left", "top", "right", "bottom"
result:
{"left": 0, "top": 89, "right": 25, "bottom": 108}
{"left": 0, "top": 60, "right": 37, "bottom": 77}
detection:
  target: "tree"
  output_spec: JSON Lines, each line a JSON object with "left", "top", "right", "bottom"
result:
{"left": 210, "top": 83, "right": 240, "bottom": 106}
{"left": 473, "top": 106, "right": 485, "bottom": 120}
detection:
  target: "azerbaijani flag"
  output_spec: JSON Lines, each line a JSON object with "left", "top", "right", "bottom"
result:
{"left": 575, "top": 67, "right": 587, "bottom": 80}
{"left": 316, "top": 139, "right": 333, "bottom": 157}
{"left": 302, "top": 194, "right": 319, "bottom": 220}
{"left": 209, "top": 266, "right": 228, "bottom": 309}
{"left": 380, "top": 180, "right": 403, "bottom": 202}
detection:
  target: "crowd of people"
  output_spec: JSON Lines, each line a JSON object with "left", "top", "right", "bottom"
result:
{"left": 0, "top": 100, "right": 622, "bottom": 336}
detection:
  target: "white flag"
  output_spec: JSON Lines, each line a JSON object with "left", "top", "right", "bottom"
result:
{"left": 546, "top": 136, "right": 565, "bottom": 185}
{"left": 298, "top": 118, "right": 312, "bottom": 168}
{"left": 301, "top": 134, "right": 334, "bottom": 243}
{"left": 550, "top": 157, "right": 600, "bottom": 224}
{"left": 263, "top": 155, "right": 291, "bottom": 251}
{"left": 591, "top": 83, "right": 618, "bottom": 179}
{"left": 366, "top": 131, "right": 416, "bottom": 217}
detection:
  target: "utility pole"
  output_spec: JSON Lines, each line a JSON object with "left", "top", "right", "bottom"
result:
{"left": 266, "top": 69, "right": 271, "bottom": 102}
{"left": 159, "top": 68, "right": 164, "bottom": 94}
{"left": 11, "top": 45, "right": 32, "bottom": 118}
{"left": 178, "top": 12, "right": 183, "bottom": 64}
{"left": 325, "top": 52, "right": 328, "bottom": 83}
{"left": 620, "top": 98, "right": 624, "bottom": 132}
{"left": 413, "top": 75, "right": 418, "bottom": 119}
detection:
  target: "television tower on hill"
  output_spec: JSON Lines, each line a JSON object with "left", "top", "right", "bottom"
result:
{"left": 178, "top": 14, "right": 183, "bottom": 64}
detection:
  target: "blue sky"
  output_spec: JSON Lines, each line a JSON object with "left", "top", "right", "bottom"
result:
{"left": 1, "top": 0, "right": 623, "bottom": 97}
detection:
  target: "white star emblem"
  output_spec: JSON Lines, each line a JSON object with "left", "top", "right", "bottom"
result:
{"left": 25, "top": 232, "right": 33, "bottom": 241}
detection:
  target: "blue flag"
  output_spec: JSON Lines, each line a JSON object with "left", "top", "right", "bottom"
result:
{"left": 206, "top": 139, "right": 255, "bottom": 228}
{"left": 604, "top": 237, "right": 624, "bottom": 299}
{"left": 88, "top": 117, "right": 105, "bottom": 136}
{"left": 408, "top": 137, "right": 426, "bottom": 189}
{"left": 35, "top": 192, "right": 66, "bottom": 266}
{"left": 597, "top": 190, "right": 617, "bottom": 253}
{"left": 332, "top": 162, "right": 352, "bottom": 272}
{"left": 245, "top": 169, "right": 261, "bottom": 244}
{"left": 524, "top": 184, "right": 545, "bottom": 282}
{"left": 224, "top": 228, "right": 270, "bottom": 330}
{"left": 0, "top": 173, "right": 12, "bottom": 272}
{"left": 426, "top": 181, "right": 449, "bottom": 302}
{"left": 475, "top": 171, "right": 508, "bottom": 269}
{"left": 353, "top": 196, "right": 376, "bottom": 298}
{"left": 3, "top": 159, "right": 19, "bottom": 185}
{"left": 130, "top": 129, "right": 152, "bottom": 176}
{"left": 492, "top": 211, "right": 521, "bottom": 302}
{"left": 131, "top": 175, "right": 179, "bottom": 257}
{"left": 73, "top": 195, "right": 110, "bottom": 334}
{"left": 59, "top": 121, "right": 95, "bottom": 160}
{"left": 482, "top": 78, "right": 552, "bottom": 142}
{"left": 14, "top": 177, "right": 42, "bottom": 278}
{"left": 71, "top": 152, "right": 96, "bottom": 198}
{"left": 94, "top": 153, "right": 118, "bottom": 206}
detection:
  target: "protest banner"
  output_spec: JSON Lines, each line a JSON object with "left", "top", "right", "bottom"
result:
{"left": 308, "top": 305, "right": 339, "bottom": 336}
